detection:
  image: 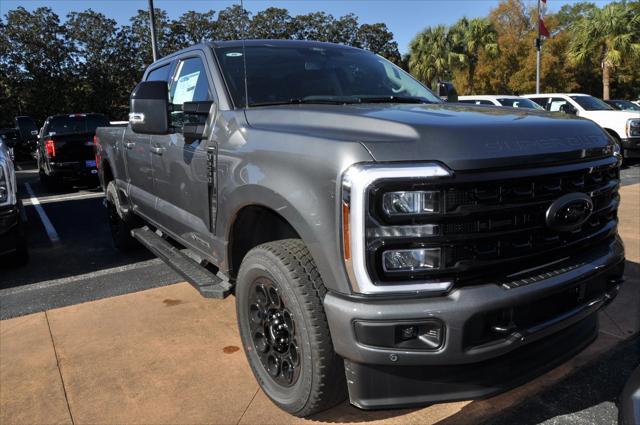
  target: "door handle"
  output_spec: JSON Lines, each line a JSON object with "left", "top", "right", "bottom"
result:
{"left": 150, "top": 146, "right": 165, "bottom": 155}
{"left": 124, "top": 142, "right": 135, "bottom": 149}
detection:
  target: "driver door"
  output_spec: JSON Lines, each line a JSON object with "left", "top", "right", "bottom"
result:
{"left": 150, "top": 53, "right": 217, "bottom": 251}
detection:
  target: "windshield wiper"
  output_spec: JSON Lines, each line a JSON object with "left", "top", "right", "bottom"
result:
{"left": 355, "top": 96, "right": 434, "bottom": 104}
{"left": 249, "top": 97, "right": 358, "bottom": 107}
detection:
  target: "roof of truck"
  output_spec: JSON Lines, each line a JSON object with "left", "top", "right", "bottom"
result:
{"left": 206, "top": 39, "right": 362, "bottom": 50}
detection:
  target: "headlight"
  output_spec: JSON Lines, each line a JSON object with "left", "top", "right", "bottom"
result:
{"left": 383, "top": 248, "right": 441, "bottom": 272}
{"left": 341, "top": 163, "right": 452, "bottom": 295}
{"left": 628, "top": 119, "right": 640, "bottom": 137}
{"left": 382, "top": 191, "right": 440, "bottom": 216}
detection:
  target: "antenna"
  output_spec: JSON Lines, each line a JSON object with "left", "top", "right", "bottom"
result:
{"left": 240, "top": 0, "right": 249, "bottom": 108}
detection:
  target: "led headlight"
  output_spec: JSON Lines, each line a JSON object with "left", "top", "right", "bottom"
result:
{"left": 383, "top": 248, "right": 441, "bottom": 272}
{"left": 382, "top": 191, "right": 440, "bottom": 216}
{"left": 628, "top": 119, "right": 640, "bottom": 137}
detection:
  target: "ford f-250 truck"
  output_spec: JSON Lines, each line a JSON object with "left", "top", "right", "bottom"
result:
{"left": 95, "top": 40, "right": 625, "bottom": 417}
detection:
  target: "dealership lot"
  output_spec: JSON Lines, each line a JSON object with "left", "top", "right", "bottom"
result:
{"left": 0, "top": 160, "right": 639, "bottom": 424}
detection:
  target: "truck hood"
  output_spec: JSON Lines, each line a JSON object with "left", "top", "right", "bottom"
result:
{"left": 244, "top": 103, "right": 614, "bottom": 170}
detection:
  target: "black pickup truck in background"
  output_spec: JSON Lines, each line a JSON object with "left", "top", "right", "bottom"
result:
{"left": 33, "top": 113, "right": 110, "bottom": 191}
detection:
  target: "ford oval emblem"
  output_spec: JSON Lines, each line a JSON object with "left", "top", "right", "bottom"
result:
{"left": 545, "top": 193, "right": 594, "bottom": 232}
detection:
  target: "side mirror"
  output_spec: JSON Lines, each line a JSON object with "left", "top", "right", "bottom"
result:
{"left": 14, "top": 116, "right": 39, "bottom": 143}
{"left": 130, "top": 81, "right": 169, "bottom": 134}
{"left": 437, "top": 82, "right": 459, "bottom": 103}
{"left": 182, "top": 101, "right": 213, "bottom": 141}
{"left": 560, "top": 104, "right": 577, "bottom": 115}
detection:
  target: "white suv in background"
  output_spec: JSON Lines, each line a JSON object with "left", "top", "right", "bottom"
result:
{"left": 524, "top": 93, "right": 640, "bottom": 158}
{"left": 458, "top": 95, "right": 545, "bottom": 110}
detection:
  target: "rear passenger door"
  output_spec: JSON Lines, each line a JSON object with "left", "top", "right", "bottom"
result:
{"left": 151, "top": 53, "right": 217, "bottom": 250}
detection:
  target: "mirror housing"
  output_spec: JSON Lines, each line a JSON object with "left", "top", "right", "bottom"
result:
{"left": 182, "top": 101, "right": 213, "bottom": 141}
{"left": 130, "top": 81, "right": 169, "bottom": 134}
{"left": 560, "top": 104, "right": 577, "bottom": 115}
{"left": 14, "top": 116, "right": 39, "bottom": 143}
{"left": 437, "top": 82, "right": 459, "bottom": 103}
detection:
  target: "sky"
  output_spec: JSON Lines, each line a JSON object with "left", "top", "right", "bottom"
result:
{"left": 1, "top": 0, "right": 616, "bottom": 54}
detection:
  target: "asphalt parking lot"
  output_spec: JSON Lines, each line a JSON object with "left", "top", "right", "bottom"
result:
{"left": 0, "top": 159, "right": 638, "bottom": 425}
{"left": 0, "top": 161, "right": 182, "bottom": 319}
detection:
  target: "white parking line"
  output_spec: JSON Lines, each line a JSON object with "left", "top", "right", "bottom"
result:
{"left": 0, "top": 258, "right": 164, "bottom": 296}
{"left": 22, "top": 191, "right": 104, "bottom": 206}
{"left": 24, "top": 183, "right": 61, "bottom": 243}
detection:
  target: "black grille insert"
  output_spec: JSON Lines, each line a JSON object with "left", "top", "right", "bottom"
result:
{"left": 366, "top": 157, "right": 620, "bottom": 285}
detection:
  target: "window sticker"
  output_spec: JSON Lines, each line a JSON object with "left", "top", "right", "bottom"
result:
{"left": 226, "top": 52, "right": 243, "bottom": 57}
{"left": 173, "top": 71, "right": 200, "bottom": 105}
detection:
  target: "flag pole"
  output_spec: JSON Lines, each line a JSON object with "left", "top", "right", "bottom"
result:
{"left": 536, "top": 0, "right": 541, "bottom": 94}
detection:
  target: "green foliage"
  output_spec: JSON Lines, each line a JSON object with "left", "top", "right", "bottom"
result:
{"left": 407, "top": 0, "right": 639, "bottom": 99}
{"left": 0, "top": 5, "right": 401, "bottom": 127}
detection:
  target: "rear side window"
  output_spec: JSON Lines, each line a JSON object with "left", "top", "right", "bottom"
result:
{"left": 146, "top": 64, "right": 172, "bottom": 82}
{"left": 47, "top": 115, "right": 109, "bottom": 135}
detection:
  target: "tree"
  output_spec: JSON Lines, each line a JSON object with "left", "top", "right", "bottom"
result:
{"left": 408, "top": 25, "right": 457, "bottom": 88}
{"left": 0, "top": 7, "right": 73, "bottom": 125}
{"left": 356, "top": 23, "right": 401, "bottom": 64}
{"left": 174, "top": 10, "right": 217, "bottom": 45}
{"left": 449, "top": 17, "right": 498, "bottom": 94}
{"left": 292, "top": 12, "right": 334, "bottom": 41}
{"left": 216, "top": 5, "right": 250, "bottom": 40}
{"left": 249, "top": 7, "right": 293, "bottom": 39}
{"left": 568, "top": 2, "right": 640, "bottom": 99}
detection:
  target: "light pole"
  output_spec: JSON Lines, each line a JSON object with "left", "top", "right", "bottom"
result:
{"left": 148, "top": 0, "right": 159, "bottom": 62}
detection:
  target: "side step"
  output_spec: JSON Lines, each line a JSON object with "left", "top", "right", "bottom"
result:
{"left": 131, "top": 227, "right": 232, "bottom": 299}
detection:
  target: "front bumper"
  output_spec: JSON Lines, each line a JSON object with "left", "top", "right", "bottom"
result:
{"left": 621, "top": 137, "right": 640, "bottom": 153}
{"left": 324, "top": 237, "right": 625, "bottom": 409}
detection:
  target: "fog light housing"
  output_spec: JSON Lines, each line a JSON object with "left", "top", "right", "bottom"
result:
{"left": 382, "top": 191, "right": 440, "bottom": 216}
{"left": 383, "top": 248, "right": 441, "bottom": 272}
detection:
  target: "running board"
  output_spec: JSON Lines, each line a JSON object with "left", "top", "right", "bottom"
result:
{"left": 131, "top": 227, "right": 232, "bottom": 299}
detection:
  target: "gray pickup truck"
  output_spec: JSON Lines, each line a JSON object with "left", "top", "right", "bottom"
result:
{"left": 95, "top": 40, "right": 625, "bottom": 417}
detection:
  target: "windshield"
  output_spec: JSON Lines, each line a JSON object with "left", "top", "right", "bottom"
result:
{"left": 497, "top": 98, "right": 545, "bottom": 110}
{"left": 609, "top": 100, "right": 640, "bottom": 111}
{"left": 48, "top": 115, "right": 109, "bottom": 135}
{"left": 214, "top": 44, "right": 441, "bottom": 107}
{"left": 569, "top": 96, "right": 614, "bottom": 111}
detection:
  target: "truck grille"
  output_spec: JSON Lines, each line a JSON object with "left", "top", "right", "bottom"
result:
{"left": 366, "top": 157, "right": 620, "bottom": 285}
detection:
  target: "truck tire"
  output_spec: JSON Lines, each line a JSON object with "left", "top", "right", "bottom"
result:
{"left": 8, "top": 217, "right": 28, "bottom": 267}
{"left": 105, "top": 181, "right": 139, "bottom": 251}
{"left": 236, "top": 239, "right": 347, "bottom": 417}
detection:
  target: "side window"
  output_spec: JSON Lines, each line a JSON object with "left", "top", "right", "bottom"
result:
{"left": 549, "top": 97, "right": 569, "bottom": 112}
{"left": 529, "top": 97, "right": 549, "bottom": 109}
{"left": 169, "top": 57, "right": 212, "bottom": 129}
{"left": 146, "top": 64, "right": 172, "bottom": 82}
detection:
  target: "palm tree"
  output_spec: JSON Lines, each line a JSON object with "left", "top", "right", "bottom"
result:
{"left": 408, "top": 25, "right": 458, "bottom": 89}
{"left": 568, "top": 2, "right": 640, "bottom": 100}
{"left": 449, "top": 18, "right": 498, "bottom": 95}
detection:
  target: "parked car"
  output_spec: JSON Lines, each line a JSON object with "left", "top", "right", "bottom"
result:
{"left": 523, "top": 93, "right": 640, "bottom": 159}
{"left": 19, "top": 114, "right": 110, "bottom": 191}
{"left": 604, "top": 99, "right": 640, "bottom": 111}
{"left": 459, "top": 95, "right": 545, "bottom": 110}
{"left": 96, "top": 40, "right": 624, "bottom": 417}
{"left": 0, "top": 135, "right": 28, "bottom": 265}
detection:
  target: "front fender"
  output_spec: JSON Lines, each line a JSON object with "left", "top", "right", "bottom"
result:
{"left": 216, "top": 124, "right": 373, "bottom": 294}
